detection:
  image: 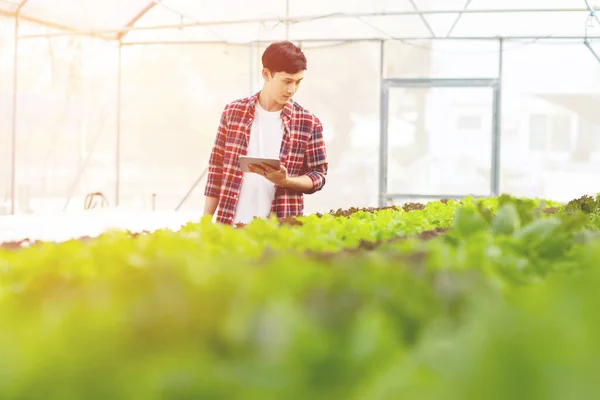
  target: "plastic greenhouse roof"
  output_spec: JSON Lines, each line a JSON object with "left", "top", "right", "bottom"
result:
{"left": 0, "top": 0, "right": 598, "bottom": 43}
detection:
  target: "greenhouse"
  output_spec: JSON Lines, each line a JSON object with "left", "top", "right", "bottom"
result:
{"left": 1, "top": 0, "right": 598, "bottom": 218}
{"left": 1, "top": 2, "right": 600, "bottom": 398}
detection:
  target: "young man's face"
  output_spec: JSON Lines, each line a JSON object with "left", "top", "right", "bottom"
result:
{"left": 263, "top": 69, "right": 304, "bottom": 105}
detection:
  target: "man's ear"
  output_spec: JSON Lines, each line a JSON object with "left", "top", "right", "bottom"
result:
{"left": 262, "top": 68, "right": 271, "bottom": 81}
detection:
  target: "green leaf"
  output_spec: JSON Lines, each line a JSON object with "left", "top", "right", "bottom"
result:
{"left": 451, "top": 207, "right": 488, "bottom": 239}
{"left": 492, "top": 203, "right": 521, "bottom": 236}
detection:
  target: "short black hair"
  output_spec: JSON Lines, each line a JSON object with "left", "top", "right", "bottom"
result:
{"left": 262, "top": 41, "right": 307, "bottom": 75}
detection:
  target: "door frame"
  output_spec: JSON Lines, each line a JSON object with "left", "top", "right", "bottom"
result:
{"left": 378, "top": 78, "right": 501, "bottom": 206}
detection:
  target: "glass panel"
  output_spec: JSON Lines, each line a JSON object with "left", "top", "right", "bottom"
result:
{"left": 293, "top": 42, "right": 381, "bottom": 213}
{"left": 386, "top": 85, "right": 494, "bottom": 197}
{"left": 289, "top": 0, "right": 414, "bottom": 14}
{"left": 120, "top": 43, "right": 250, "bottom": 212}
{"left": 0, "top": 1, "right": 19, "bottom": 13}
{"left": 500, "top": 41, "right": 600, "bottom": 202}
{"left": 20, "top": 0, "right": 151, "bottom": 31}
{"left": 384, "top": 39, "right": 499, "bottom": 79}
{"left": 12, "top": 32, "right": 118, "bottom": 214}
{"left": 146, "top": 0, "right": 286, "bottom": 22}
{"left": 125, "top": 22, "right": 287, "bottom": 43}
{"left": 450, "top": 12, "right": 588, "bottom": 37}
{"left": 290, "top": 16, "right": 430, "bottom": 40}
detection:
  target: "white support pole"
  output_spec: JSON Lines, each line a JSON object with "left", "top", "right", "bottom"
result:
{"left": 10, "top": 0, "right": 29, "bottom": 215}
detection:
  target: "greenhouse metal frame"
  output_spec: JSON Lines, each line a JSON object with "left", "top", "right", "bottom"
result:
{"left": 2, "top": 1, "right": 600, "bottom": 213}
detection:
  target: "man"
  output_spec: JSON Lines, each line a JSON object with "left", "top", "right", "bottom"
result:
{"left": 203, "top": 41, "right": 328, "bottom": 225}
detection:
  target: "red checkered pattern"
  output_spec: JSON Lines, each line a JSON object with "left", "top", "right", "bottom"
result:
{"left": 204, "top": 91, "right": 328, "bottom": 225}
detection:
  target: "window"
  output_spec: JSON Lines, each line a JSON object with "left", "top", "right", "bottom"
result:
{"left": 549, "top": 114, "right": 572, "bottom": 152}
{"left": 528, "top": 113, "right": 572, "bottom": 152}
{"left": 529, "top": 114, "right": 548, "bottom": 151}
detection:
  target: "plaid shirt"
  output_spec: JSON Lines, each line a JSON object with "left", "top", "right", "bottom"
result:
{"left": 204, "top": 92, "right": 328, "bottom": 225}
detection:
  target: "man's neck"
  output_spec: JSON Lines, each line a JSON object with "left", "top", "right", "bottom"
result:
{"left": 258, "top": 90, "right": 284, "bottom": 112}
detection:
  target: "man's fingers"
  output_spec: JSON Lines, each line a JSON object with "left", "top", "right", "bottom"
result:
{"left": 249, "top": 164, "right": 266, "bottom": 174}
{"left": 261, "top": 163, "right": 278, "bottom": 171}
{"left": 247, "top": 163, "right": 283, "bottom": 181}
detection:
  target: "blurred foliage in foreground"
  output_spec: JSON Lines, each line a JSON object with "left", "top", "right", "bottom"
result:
{"left": 1, "top": 194, "right": 600, "bottom": 399}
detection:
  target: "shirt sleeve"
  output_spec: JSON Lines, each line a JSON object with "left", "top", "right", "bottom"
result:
{"left": 302, "top": 119, "right": 328, "bottom": 194}
{"left": 204, "top": 106, "right": 229, "bottom": 198}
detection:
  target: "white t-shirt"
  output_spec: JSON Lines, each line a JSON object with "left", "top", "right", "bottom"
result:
{"left": 232, "top": 103, "right": 285, "bottom": 224}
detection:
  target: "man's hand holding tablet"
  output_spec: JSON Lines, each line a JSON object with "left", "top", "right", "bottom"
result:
{"left": 239, "top": 156, "right": 290, "bottom": 187}
{"left": 238, "top": 156, "right": 280, "bottom": 173}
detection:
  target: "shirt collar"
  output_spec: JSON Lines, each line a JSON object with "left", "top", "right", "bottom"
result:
{"left": 249, "top": 91, "right": 293, "bottom": 119}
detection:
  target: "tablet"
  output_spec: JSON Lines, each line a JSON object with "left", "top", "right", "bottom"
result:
{"left": 238, "top": 156, "right": 281, "bottom": 173}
